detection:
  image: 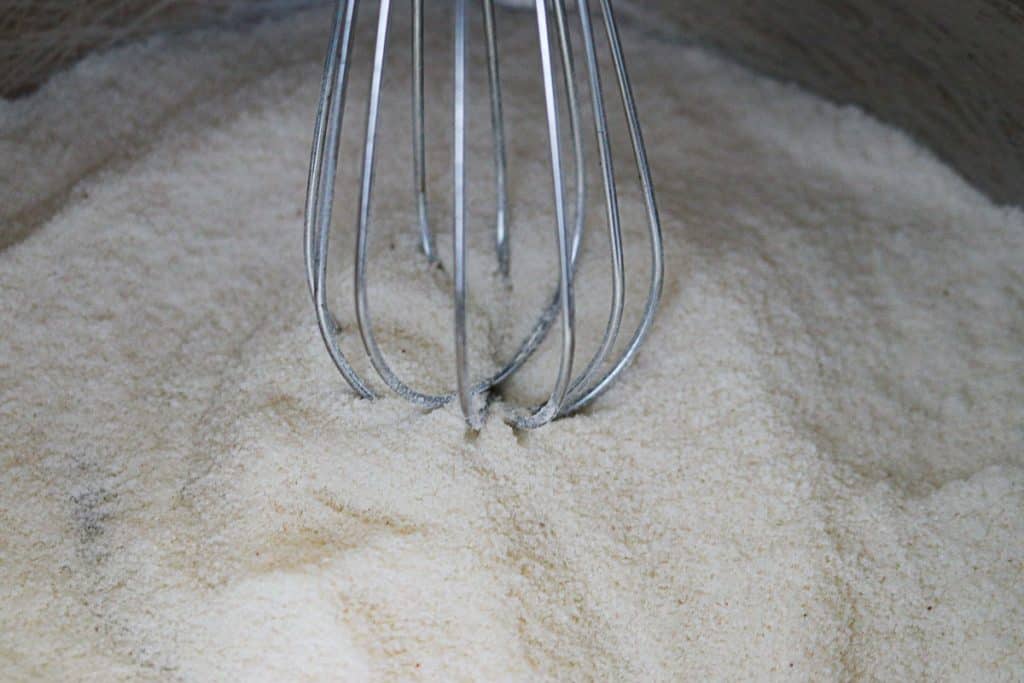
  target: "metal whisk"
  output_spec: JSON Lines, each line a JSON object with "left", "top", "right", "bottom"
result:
{"left": 304, "top": 0, "right": 663, "bottom": 429}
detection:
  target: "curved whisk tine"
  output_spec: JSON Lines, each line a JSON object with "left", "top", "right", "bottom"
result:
{"left": 354, "top": 0, "right": 453, "bottom": 409}
{"left": 559, "top": 0, "right": 664, "bottom": 416}
{"left": 307, "top": 0, "right": 375, "bottom": 399}
{"left": 507, "top": 0, "right": 576, "bottom": 430}
{"left": 564, "top": 0, "right": 625, "bottom": 406}
{"left": 304, "top": 0, "right": 341, "bottom": 302}
{"left": 474, "top": 0, "right": 587, "bottom": 399}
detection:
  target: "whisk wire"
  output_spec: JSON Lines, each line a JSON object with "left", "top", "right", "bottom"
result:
{"left": 355, "top": 0, "right": 455, "bottom": 408}
{"left": 482, "top": 0, "right": 509, "bottom": 278}
{"left": 563, "top": 0, "right": 625, "bottom": 407}
{"left": 558, "top": 0, "right": 665, "bottom": 415}
{"left": 453, "top": 0, "right": 479, "bottom": 423}
{"left": 412, "top": 0, "right": 434, "bottom": 262}
{"left": 308, "top": 0, "right": 375, "bottom": 399}
{"left": 304, "top": 0, "right": 663, "bottom": 428}
{"left": 507, "top": 0, "right": 576, "bottom": 429}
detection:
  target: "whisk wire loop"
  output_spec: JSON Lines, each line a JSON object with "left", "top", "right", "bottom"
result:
{"left": 304, "top": 0, "right": 663, "bottom": 428}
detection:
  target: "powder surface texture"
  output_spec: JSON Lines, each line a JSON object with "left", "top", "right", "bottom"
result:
{"left": 1, "top": 5, "right": 1022, "bottom": 681}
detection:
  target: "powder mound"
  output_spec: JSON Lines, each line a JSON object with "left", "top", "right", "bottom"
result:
{"left": 1, "top": 4, "right": 1022, "bottom": 681}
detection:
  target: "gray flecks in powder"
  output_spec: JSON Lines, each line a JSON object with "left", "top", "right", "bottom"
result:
{"left": 1, "top": 4, "right": 1022, "bottom": 681}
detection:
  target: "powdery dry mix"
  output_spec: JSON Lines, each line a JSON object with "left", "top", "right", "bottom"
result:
{"left": 1, "top": 5, "right": 1022, "bottom": 681}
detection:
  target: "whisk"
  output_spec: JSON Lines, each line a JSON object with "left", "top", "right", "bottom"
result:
{"left": 304, "top": 0, "right": 663, "bottom": 429}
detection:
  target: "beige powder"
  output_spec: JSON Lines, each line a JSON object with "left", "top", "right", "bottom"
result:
{"left": 1, "top": 5, "right": 1022, "bottom": 681}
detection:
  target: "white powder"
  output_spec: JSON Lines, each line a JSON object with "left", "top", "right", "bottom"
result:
{"left": 1, "top": 5, "right": 1022, "bottom": 681}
